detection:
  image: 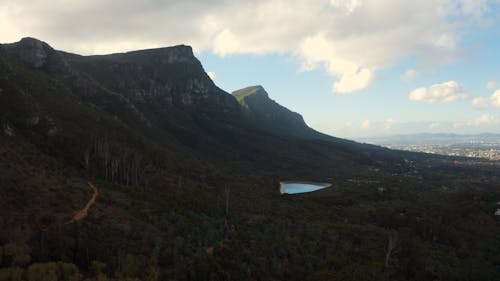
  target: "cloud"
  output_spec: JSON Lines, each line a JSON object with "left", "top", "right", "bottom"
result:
{"left": 486, "top": 81, "right": 497, "bottom": 90}
{"left": 400, "top": 69, "right": 419, "bottom": 81}
{"left": 0, "top": 0, "right": 494, "bottom": 94}
{"left": 207, "top": 71, "right": 216, "bottom": 81}
{"left": 409, "top": 81, "right": 468, "bottom": 103}
{"left": 468, "top": 114, "right": 497, "bottom": 126}
{"left": 332, "top": 68, "right": 374, "bottom": 94}
{"left": 471, "top": 96, "right": 490, "bottom": 108}
{"left": 471, "top": 89, "right": 500, "bottom": 108}
{"left": 492, "top": 90, "right": 500, "bottom": 107}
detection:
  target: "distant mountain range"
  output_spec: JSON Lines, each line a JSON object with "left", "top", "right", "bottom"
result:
{"left": 359, "top": 133, "right": 500, "bottom": 146}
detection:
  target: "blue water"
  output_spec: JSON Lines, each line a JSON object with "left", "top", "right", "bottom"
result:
{"left": 280, "top": 182, "right": 331, "bottom": 194}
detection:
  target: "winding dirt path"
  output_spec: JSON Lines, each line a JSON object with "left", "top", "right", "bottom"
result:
{"left": 67, "top": 181, "right": 99, "bottom": 223}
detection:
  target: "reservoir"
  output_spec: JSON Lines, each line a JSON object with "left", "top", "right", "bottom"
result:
{"left": 280, "top": 181, "right": 331, "bottom": 194}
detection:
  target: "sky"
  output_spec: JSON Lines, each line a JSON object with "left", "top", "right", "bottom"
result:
{"left": 1, "top": 0, "right": 500, "bottom": 138}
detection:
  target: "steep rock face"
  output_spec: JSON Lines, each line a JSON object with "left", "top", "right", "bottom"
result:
{"left": 64, "top": 46, "right": 242, "bottom": 125}
{"left": 233, "top": 86, "right": 320, "bottom": 139}
{"left": 2, "top": 38, "right": 243, "bottom": 144}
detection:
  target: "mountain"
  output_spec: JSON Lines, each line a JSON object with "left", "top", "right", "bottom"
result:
{"left": 1, "top": 37, "right": 409, "bottom": 177}
{"left": 233, "top": 85, "right": 317, "bottom": 138}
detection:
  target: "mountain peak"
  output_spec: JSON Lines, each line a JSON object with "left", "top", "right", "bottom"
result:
{"left": 231, "top": 86, "right": 322, "bottom": 139}
{"left": 232, "top": 85, "right": 268, "bottom": 101}
{"left": 18, "top": 37, "right": 53, "bottom": 47}
{"left": 4, "top": 37, "right": 54, "bottom": 68}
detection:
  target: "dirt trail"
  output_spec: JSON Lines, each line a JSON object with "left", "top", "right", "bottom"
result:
{"left": 67, "top": 181, "right": 99, "bottom": 223}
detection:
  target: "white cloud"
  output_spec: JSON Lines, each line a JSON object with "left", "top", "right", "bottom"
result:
{"left": 471, "top": 89, "right": 500, "bottom": 108}
{"left": 471, "top": 96, "right": 490, "bottom": 108}
{"left": 0, "top": 0, "right": 494, "bottom": 94}
{"left": 468, "top": 114, "right": 497, "bottom": 126}
{"left": 409, "top": 81, "right": 468, "bottom": 103}
{"left": 486, "top": 81, "right": 497, "bottom": 90}
{"left": 332, "top": 68, "right": 374, "bottom": 94}
{"left": 492, "top": 90, "right": 500, "bottom": 107}
{"left": 207, "top": 71, "right": 216, "bottom": 81}
{"left": 400, "top": 69, "right": 419, "bottom": 81}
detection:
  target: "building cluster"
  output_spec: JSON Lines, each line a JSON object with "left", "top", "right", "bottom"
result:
{"left": 387, "top": 145, "right": 500, "bottom": 161}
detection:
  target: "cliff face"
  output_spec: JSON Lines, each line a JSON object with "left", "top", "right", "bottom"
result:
{"left": 233, "top": 86, "right": 315, "bottom": 138}
{"left": 65, "top": 45, "right": 241, "bottom": 122}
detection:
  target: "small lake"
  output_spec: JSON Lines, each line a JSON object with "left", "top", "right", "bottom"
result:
{"left": 280, "top": 181, "right": 331, "bottom": 194}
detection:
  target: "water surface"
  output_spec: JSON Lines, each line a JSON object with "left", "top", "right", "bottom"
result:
{"left": 280, "top": 181, "right": 331, "bottom": 194}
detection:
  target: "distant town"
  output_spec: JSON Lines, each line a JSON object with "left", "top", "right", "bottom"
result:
{"left": 359, "top": 133, "right": 500, "bottom": 161}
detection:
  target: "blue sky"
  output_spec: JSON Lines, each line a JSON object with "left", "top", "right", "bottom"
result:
{"left": 1, "top": 0, "right": 500, "bottom": 138}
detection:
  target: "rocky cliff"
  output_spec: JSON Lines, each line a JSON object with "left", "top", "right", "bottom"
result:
{"left": 233, "top": 85, "right": 315, "bottom": 138}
